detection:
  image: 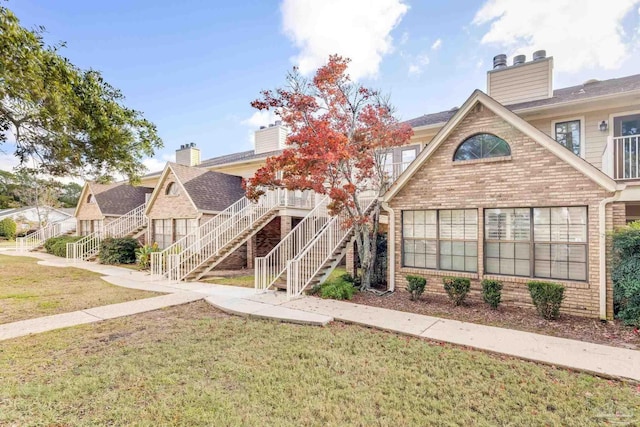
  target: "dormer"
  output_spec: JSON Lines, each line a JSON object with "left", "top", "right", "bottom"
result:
{"left": 487, "top": 50, "right": 553, "bottom": 105}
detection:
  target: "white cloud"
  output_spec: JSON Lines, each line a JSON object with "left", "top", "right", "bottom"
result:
{"left": 400, "top": 31, "right": 410, "bottom": 45}
{"left": 241, "top": 110, "right": 278, "bottom": 146}
{"left": 142, "top": 153, "right": 175, "bottom": 174}
{"left": 407, "top": 52, "right": 430, "bottom": 76}
{"left": 0, "top": 152, "right": 19, "bottom": 172}
{"left": 280, "top": 0, "right": 409, "bottom": 80}
{"left": 473, "top": 0, "right": 640, "bottom": 73}
{"left": 431, "top": 38, "right": 442, "bottom": 50}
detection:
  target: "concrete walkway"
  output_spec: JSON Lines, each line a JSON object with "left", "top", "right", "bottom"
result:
{"left": 2, "top": 250, "right": 639, "bottom": 382}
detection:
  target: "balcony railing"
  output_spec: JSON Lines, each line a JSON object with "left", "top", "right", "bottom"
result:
{"left": 384, "top": 161, "right": 412, "bottom": 186}
{"left": 604, "top": 135, "right": 640, "bottom": 181}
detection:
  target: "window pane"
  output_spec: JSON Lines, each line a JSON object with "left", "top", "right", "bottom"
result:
{"left": 440, "top": 255, "right": 452, "bottom": 270}
{"left": 568, "top": 262, "right": 587, "bottom": 281}
{"left": 452, "top": 256, "right": 465, "bottom": 271}
{"left": 415, "top": 240, "right": 426, "bottom": 254}
{"left": 551, "top": 244, "right": 569, "bottom": 262}
{"left": 535, "top": 259, "right": 551, "bottom": 277}
{"left": 551, "top": 261, "right": 568, "bottom": 279}
{"left": 486, "top": 257, "right": 499, "bottom": 274}
{"left": 465, "top": 241, "right": 477, "bottom": 257}
{"left": 414, "top": 211, "right": 425, "bottom": 224}
{"left": 426, "top": 254, "right": 437, "bottom": 269}
{"left": 535, "top": 244, "right": 551, "bottom": 261}
{"left": 404, "top": 225, "right": 414, "bottom": 238}
{"left": 404, "top": 253, "right": 415, "bottom": 267}
{"left": 486, "top": 242, "right": 499, "bottom": 257}
{"left": 425, "top": 240, "right": 437, "bottom": 255}
{"left": 454, "top": 134, "right": 511, "bottom": 161}
{"left": 515, "top": 259, "right": 530, "bottom": 276}
{"left": 403, "top": 240, "right": 414, "bottom": 254}
{"left": 500, "top": 258, "right": 514, "bottom": 275}
{"left": 414, "top": 224, "right": 426, "bottom": 238}
{"left": 451, "top": 241, "right": 465, "bottom": 256}
{"left": 500, "top": 242, "right": 514, "bottom": 258}
{"left": 555, "top": 120, "right": 581, "bottom": 156}
{"left": 534, "top": 208, "right": 550, "bottom": 225}
{"left": 414, "top": 254, "right": 426, "bottom": 268}
{"left": 440, "top": 241, "right": 452, "bottom": 255}
{"left": 515, "top": 243, "right": 530, "bottom": 259}
{"left": 403, "top": 211, "right": 414, "bottom": 225}
{"left": 425, "top": 224, "right": 437, "bottom": 239}
{"left": 465, "top": 256, "right": 477, "bottom": 272}
{"left": 534, "top": 224, "right": 551, "bottom": 242}
{"left": 568, "top": 245, "right": 586, "bottom": 262}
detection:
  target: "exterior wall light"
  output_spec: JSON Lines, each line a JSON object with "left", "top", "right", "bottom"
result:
{"left": 599, "top": 120, "right": 608, "bottom": 132}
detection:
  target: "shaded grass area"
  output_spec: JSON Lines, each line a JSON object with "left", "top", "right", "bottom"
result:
{"left": 203, "top": 274, "right": 255, "bottom": 288}
{"left": 1, "top": 301, "right": 638, "bottom": 426}
{"left": 0, "top": 255, "right": 161, "bottom": 323}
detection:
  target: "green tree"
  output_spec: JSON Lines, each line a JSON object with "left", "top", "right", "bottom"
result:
{"left": 58, "top": 182, "right": 82, "bottom": 208}
{"left": 0, "top": 6, "right": 162, "bottom": 182}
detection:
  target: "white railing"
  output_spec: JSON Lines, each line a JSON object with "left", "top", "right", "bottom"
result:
{"left": 16, "top": 223, "right": 62, "bottom": 252}
{"left": 66, "top": 203, "right": 147, "bottom": 262}
{"left": 285, "top": 193, "right": 377, "bottom": 299}
{"left": 255, "top": 195, "right": 331, "bottom": 292}
{"left": 154, "top": 188, "right": 319, "bottom": 282}
{"left": 384, "top": 161, "right": 412, "bottom": 185}
{"left": 611, "top": 135, "right": 640, "bottom": 180}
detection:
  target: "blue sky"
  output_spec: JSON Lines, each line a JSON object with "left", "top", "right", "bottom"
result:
{"left": 5, "top": 0, "right": 640, "bottom": 173}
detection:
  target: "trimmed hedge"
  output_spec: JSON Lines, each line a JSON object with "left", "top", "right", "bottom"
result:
{"left": 443, "top": 277, "right": 471, "bottom": 306}
{"left": 406, "top": 275, "right": 426, "bottom": 301}
{"left": 612, "top": 222, "right": 640, "bottom": 326}
{"left": 481, "top": 279, "right": 503, "bottom": 309}
{"left": 0, "top": 217, "right": 17, "bottom": 240}
{"left": 44, "top": 235, "right": 82, "bottom": 257}
{"left": 527, "top": 281, "right": 565, "bottom": 320}
{"left": 99, "top": 237, "right": 141, "bottom": 265}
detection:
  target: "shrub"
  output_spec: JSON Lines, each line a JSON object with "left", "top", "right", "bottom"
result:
{"left": 99, "top": 237, "right": 141, "bottom": 265}
{"left": 481, "top": 279, "right": 503, "bottom": 309}
{"left": 0, "top": 218, "right": 17, "bottom": 240}
{"left": 443, "top": 277, "right": 471, "bottom": 306}
{"left": 527, "top": 281, "right": 565, "bottom": 320}
{"left": 406, "top": 275, "right": 426, "bottom": 301}
{"left": 340, "top": 272, "right": 355, "bottom": 283}
{"left": 136, "top": 242, "right": 160, "bottom": 270}
{"left": 612, "top": 223, "right": 640, "bottom": 326}
{"left": 44, "top": 235, "right": 82, "bottom": 257}
{"left": 318, "top": 280, "right": 356, "bottom": 300}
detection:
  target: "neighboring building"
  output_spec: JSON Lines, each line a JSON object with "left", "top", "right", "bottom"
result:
{"left": 74, "top": 182, "right": 153, "bottom": 236}
{"left": 0, "top": 206, "right": 75, "bottom": 233}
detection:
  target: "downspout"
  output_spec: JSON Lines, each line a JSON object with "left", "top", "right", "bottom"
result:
{"left": 598, "top": 190, "right": 622, "bottom": 320}
{"left": 381, "top": 202, "right": 395, "bottom": 292}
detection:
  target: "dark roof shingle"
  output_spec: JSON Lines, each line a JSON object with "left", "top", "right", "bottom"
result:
{"left": 90, "top": 182, "right": 152, "bottom": 216}
{"left": 169, "top": 163, "right": 245, "bottom": 212}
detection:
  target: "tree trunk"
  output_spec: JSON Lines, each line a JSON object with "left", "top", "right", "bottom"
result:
{"left": 356, "top": 202, "right": 381, "bottom": 291}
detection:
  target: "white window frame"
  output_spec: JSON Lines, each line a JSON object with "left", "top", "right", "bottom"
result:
{"left": 551, "top": 116, "right": 585, "bottom": 158}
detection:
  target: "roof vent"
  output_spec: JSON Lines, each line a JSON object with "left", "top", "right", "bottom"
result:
{"left": 513, "top": 54, "right": 526, "bottom": 66}
{"left": 259, "top": 126, "right": 266, "bottom": 129}
{"left": 532, "top": 50, "right": 546, "bottom": 61}
{"left": 180, "top": 144, "right": 185, "bottom": 149}
{"left": 269, "top": 123, "right": 275, "bottom": 127}
{"left": 493, "top": 54, "right": 507, "bottom": 69}
{"left": 275, "top": 120, "right": 282, "bottom": 126}
{"left": 583, "top": 78, "right": 599, "bottom": 85}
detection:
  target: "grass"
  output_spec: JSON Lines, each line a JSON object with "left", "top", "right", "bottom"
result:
{"left": 0, "top": 301, "right": 637, "bottom": 426}
{"left": 0, "top": 255, "right": 161, "bottom": 323}
{"left": 203, "top": 274, "right": 255, "bottom": 288}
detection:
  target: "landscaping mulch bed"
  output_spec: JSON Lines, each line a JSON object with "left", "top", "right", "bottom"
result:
{"left": 351, "top": 290, "right": 640, "bottom": 350}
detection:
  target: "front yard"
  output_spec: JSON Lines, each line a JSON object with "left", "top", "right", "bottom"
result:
{"left": 0, "top": 255, "right": 160, "bottom": 323}
{"left": 1, "top": 301, "right": 639, "bottom": 425}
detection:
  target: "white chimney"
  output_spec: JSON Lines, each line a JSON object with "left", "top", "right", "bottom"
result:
{"left": 487, "top": 50, "right": 553, "bottom": 105}
{"left": 254, "top": 123, "right": 288, "bottom": 154}
{"left": 176, "top": 142, "right": 201, "bottom": 166}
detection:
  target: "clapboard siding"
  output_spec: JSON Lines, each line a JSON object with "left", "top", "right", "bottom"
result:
{"left": 488, "top": 58, "right": 552, "bottom": 105}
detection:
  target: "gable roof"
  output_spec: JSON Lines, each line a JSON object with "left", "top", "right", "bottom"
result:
{"left": 146, "top": 163, "right": 245, "bottom": 214}
{"left": 384, "top": 90, "right": 619, "bottom": 202}
{"left": 0, "top": 206, "right": 74, "bottom": 220}
{"left": 406, "top": 73, "right": 640, "bottom": 129}
{"left": 75, "top": 182, "right": 152, "bottom": 217}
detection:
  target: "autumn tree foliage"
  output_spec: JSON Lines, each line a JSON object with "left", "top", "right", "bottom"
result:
{"left": 245, "top": 55, "right": 413, "bottom": 290}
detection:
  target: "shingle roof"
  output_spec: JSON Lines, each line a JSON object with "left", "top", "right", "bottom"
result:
{"left": 168, "top": 163, "right": 245, "bottom": 212}
{"left": 198, "top": 149, "right": 283, "bottom": 168}
{"left": 89, "top": 182, "right": 152, "bottom": 216}
{"left": 405, "top": 73, "right": 640, "bottom": 128}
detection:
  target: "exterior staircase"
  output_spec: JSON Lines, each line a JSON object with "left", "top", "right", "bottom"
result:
{"left": 284, "top": 193, "right": 377, "bottom": 299}
{"left": 66, "top": 203, "right": 147, "bottom": 262}
{"left": 255, "top": 195, "right": 331, "bottom": 291}
{"left": 16, "top": 222, "right": 76, "bottom": 252}
{"left": 152, "top": 189, "right": 319, "bottom": 282}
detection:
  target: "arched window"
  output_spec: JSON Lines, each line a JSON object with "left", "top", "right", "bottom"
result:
{"left": 453, "top": 133, "right": 511, "bottom": 161}
{"left": 166, "top": 182, "right": 180, "bottom": 196}
{"left": 87, "top": 194, "right": 96, "bottom": 204}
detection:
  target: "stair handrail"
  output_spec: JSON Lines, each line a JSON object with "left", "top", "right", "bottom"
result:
{"left": 165, "top": 190, "right": 281, "bottom": 281}
{"left": 254, "top": 195, "right": 330, "bottom": 292}
{"left": 150, "top": 196, "right": 251, "bottom": 278}
{"left": 285, "top": 194, "right": 377, "bottom": 299}
{"left": 66, "top": 203, "right": 147, "bottom": 262}
{"left": 16, "top": 222, "right": 62, "bottom": 252}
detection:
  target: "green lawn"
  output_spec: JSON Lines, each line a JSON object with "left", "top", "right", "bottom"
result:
{"left": 0, "top": 301, "right": 637, "bottom": 426}
{"left": 203, "top": 274, "right": 255, "bottom": 287}
{"left": 0, "top": 255, "right": 161, "bottom": 323}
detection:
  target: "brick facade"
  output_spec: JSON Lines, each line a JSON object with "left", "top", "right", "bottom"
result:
{"left": 146, "top": 170, "right": 199, "bottom": 220}
{"left": 388, "top": 105, "right": 615, "bottom": 318}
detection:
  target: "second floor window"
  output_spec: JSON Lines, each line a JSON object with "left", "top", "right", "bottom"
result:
{"left": 554, "top": 120, "right": 581, "bottom": 156}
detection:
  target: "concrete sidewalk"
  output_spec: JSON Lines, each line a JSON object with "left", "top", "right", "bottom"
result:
{"left": 3, "top": 250, "right": 640, "bottom": 382}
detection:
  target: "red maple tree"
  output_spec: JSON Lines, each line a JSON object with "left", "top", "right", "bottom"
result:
{"left": 245, "top": 55, "right": 413, "bottom": 290}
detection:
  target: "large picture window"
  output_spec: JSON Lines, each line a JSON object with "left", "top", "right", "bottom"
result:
{"left": 403, "top": 209, "right": 477, "bottom": 273}
{"left": 484, "top": 207, "right": 588, "bottom": 281}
